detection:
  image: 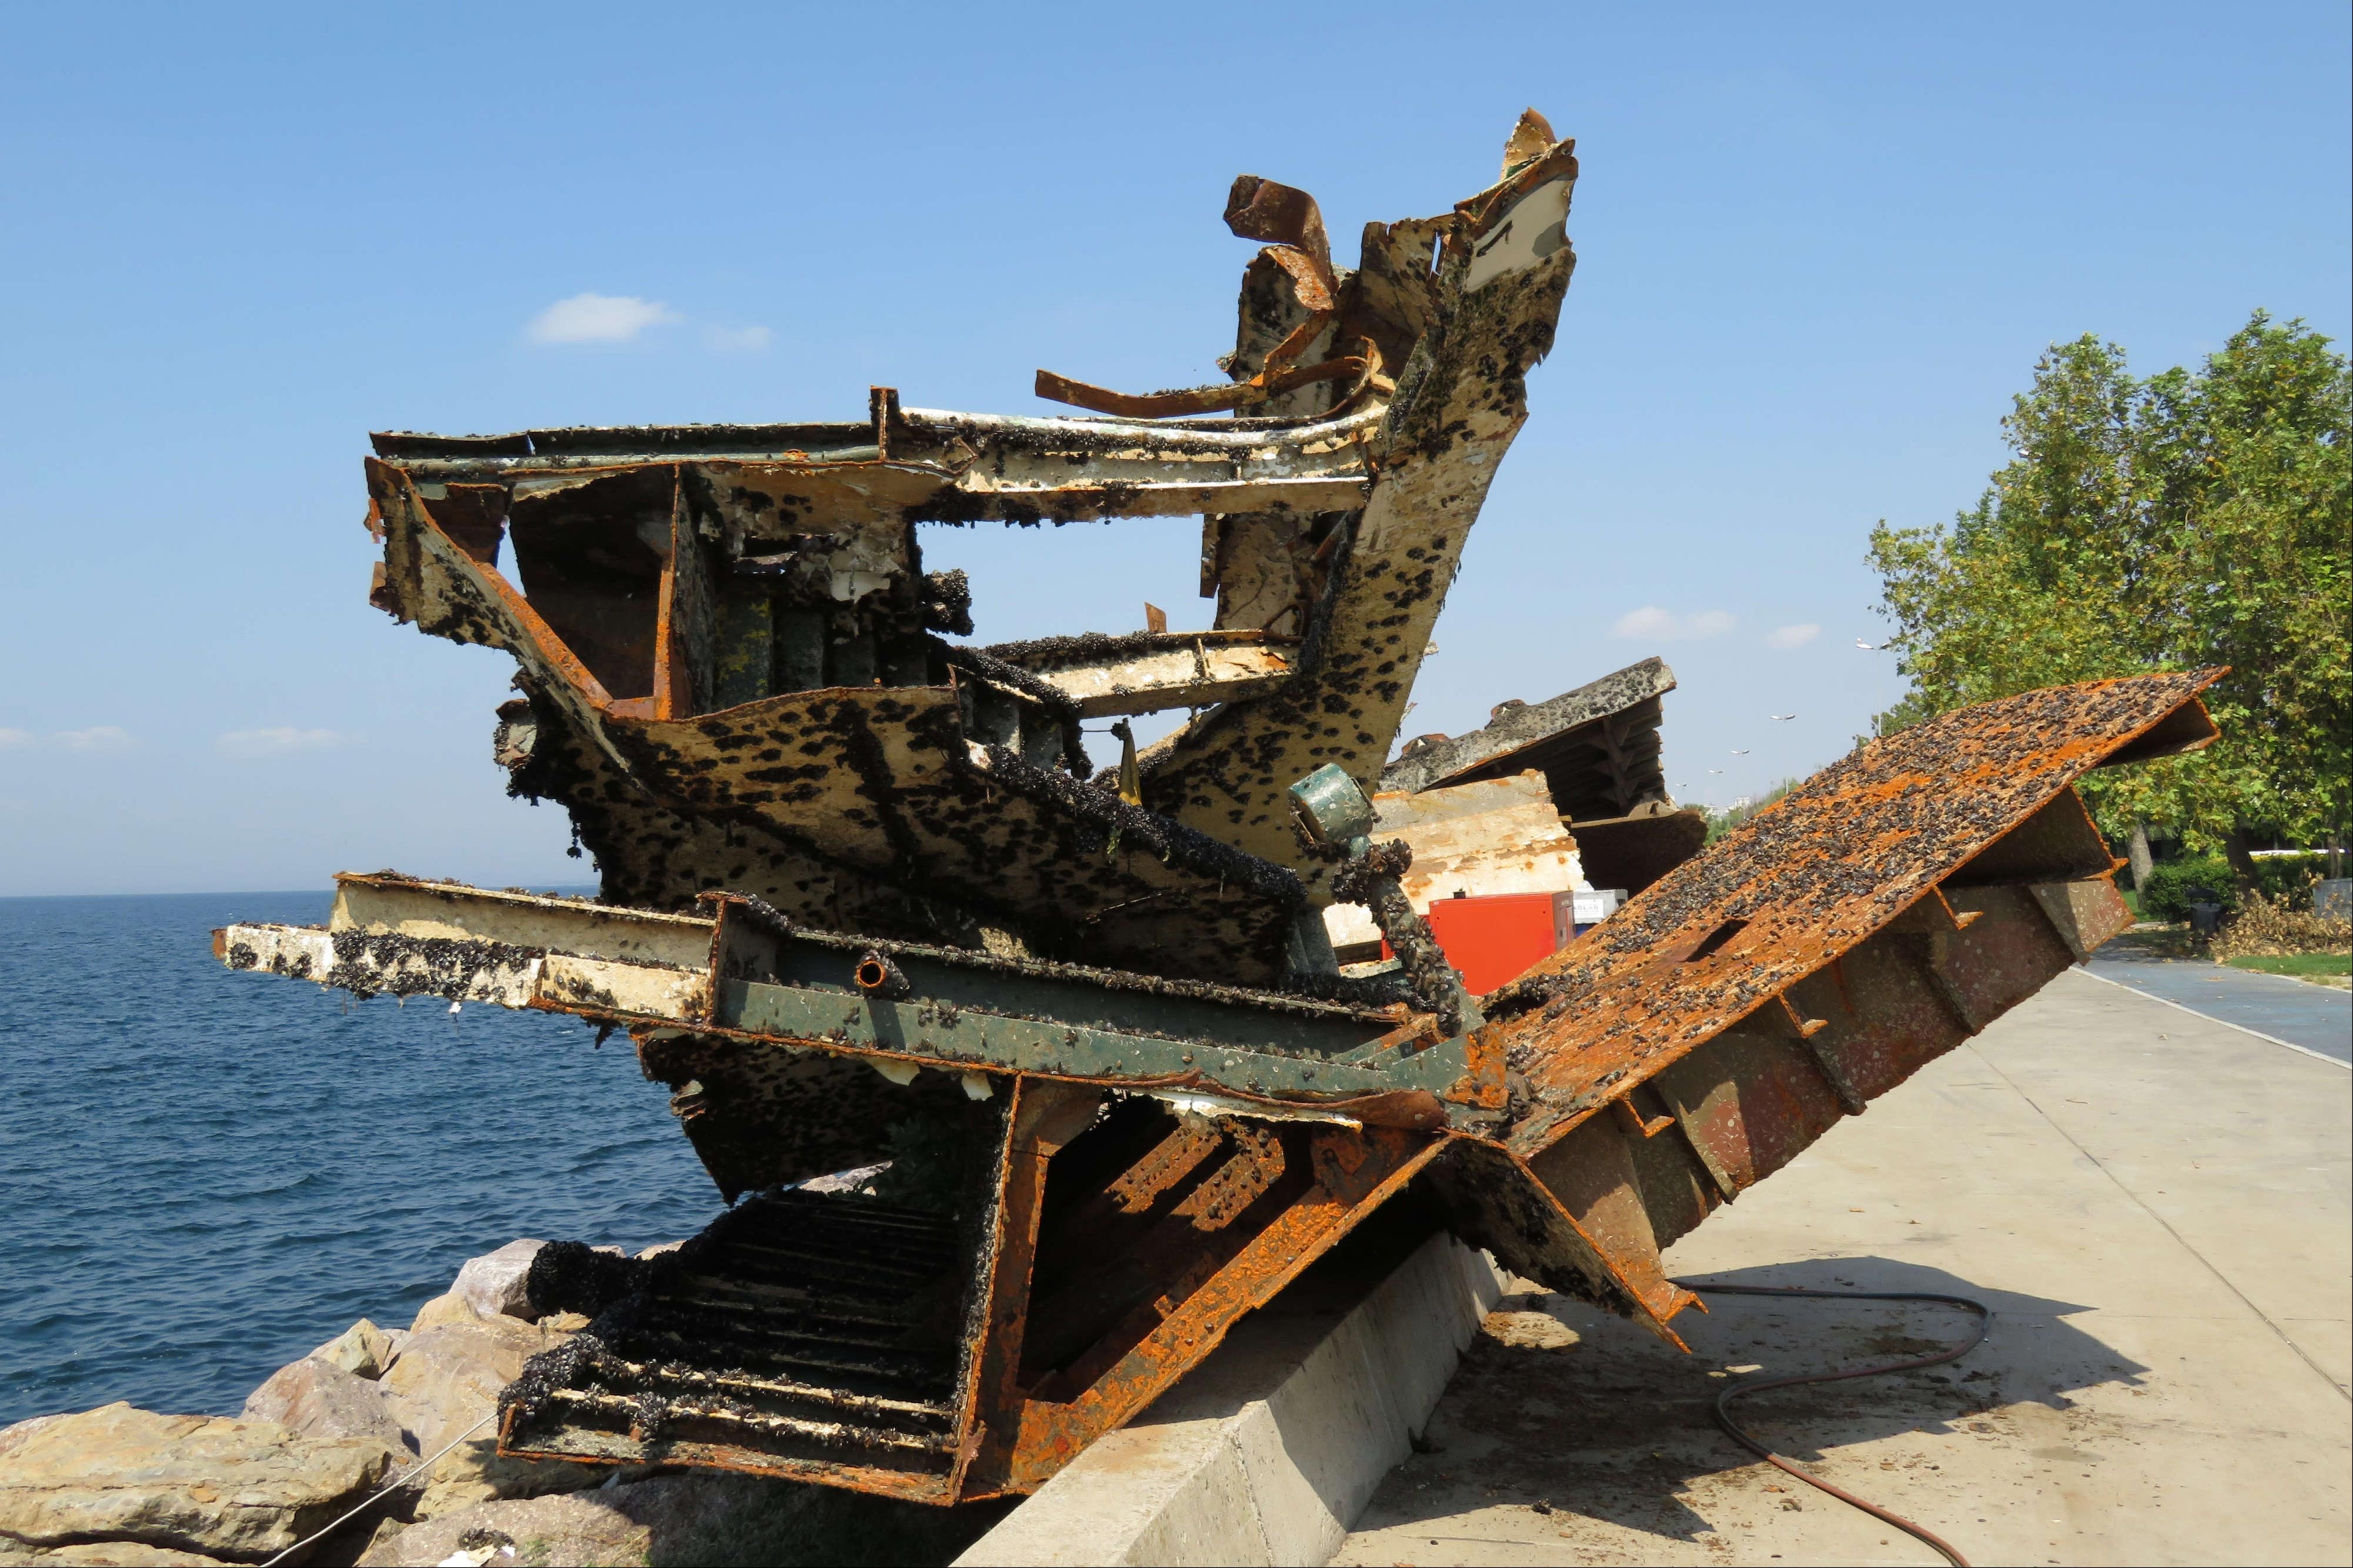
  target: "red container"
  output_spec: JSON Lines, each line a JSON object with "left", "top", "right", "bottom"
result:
{"left": 1419, "top": 891, "right": 1575, "bottom": 996}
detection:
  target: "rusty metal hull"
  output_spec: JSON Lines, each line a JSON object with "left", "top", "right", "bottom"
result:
{"left": 218, "top": 671, "right": 2221, "bottom": 1500}
{"left": 207, "top": 106, "right": 2234, "bottom": 1506}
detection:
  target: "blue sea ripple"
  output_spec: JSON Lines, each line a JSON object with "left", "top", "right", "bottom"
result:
{"left": 0, "top": 892, "right": 724, "bottom": 1427}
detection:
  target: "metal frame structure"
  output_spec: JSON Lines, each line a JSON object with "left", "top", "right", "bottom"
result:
{"left": 214, "top": 109, "right": 2226, "bottom": 1504}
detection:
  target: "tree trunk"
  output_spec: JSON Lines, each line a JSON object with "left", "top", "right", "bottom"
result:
{"left": 2128, "top": 819, "right": 2154, "bottom": 890}
{"left": 2222, "top": 823, "right": 2262, "bottom": 895}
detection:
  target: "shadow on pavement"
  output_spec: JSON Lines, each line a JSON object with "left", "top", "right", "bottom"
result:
{"left": 2085, "top": 927, "right": 2202, "bottom": 962}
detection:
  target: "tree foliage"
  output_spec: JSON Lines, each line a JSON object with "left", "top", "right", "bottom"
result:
{"left": 1703, "top": 778, "right": 1799, "bottom": 845}
{"left": 1868, "top": 313, "right": 2351, "bottom": 872}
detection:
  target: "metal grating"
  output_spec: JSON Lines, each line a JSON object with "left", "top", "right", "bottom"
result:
{"left": 503, "top": 1189, "right": 972, "bottom": 1483}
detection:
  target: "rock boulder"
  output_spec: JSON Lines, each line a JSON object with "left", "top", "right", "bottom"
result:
{"left": 372, "top": 1313, "right": 606, "bottom": 1519}
{"left": 308, "top": 1319, "right": 398, "bottom": 1380}
{"left": 355, "top": 1473, "right": 772, "bottom": 1567}
{"left": 377, "top": 1316, "right": 552, "bottom": 1459}
{"left": 0, "top": 1403, "right": 396, "bottom": 1563}
{"left": 451, "top": 1242, "right": 544, "bottom": 1322}
{"left": 355, "top": 1469, "right": 1008, "bottom": 1568}
{"left": 405, "top": 1291, "right": 477, "bottom": 1337}
{"left": 242, "top": 1359, "right": 409, "bottom": 1454}
{"left": 409, "top": 1437, "right": 608, "bottom": 1521}
{"left": 0, "top": 1538, "right": 239, "bottom": 1564}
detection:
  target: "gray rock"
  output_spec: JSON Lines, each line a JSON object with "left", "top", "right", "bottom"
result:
{"left": 355, "top": 1470, "right": 1009, "bottom": 1567}
{"left": 406, "top": 1290, "right": 479, "bottom": 1336}
{"left": 409, "top": 1437, "right": 608, "bottom": 1522}
{"left": 309, "top": 1319, "right": 398, "bottom": 1380}
{"left": 0, "top": 1403, "right": 396, "bottom": 1563}
{"left": 0, "top": 1537, "right": 238, "bottom": 1564}
{"left": 242, "top": 1358, "right": 410, "bottom": 1453}
{"left": 373, "top": 1316, "right": 606, "bottom": 1519}
{"left": 452, "top": 1241, "right": 544, "bottom": 1322}
{"left": 378, "top": 1317, "right": 549, "bottom": 1457}
{"left": 355, "top": 1483, "right": 672, "bottom": 1567}
{"left": 354, "top": 1473, "right": 777, "bottom": 1567}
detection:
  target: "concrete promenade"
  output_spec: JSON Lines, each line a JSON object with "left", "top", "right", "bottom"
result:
{"left": 2085, "top": 949, "right": 2351, "bottom": 1063}
{"left": 1332, "top": 970, "right": 2352, "bottom": 1567}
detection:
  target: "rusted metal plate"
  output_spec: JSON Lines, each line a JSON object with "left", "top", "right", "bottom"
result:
{"left": 1567, "top": 808, "right": 1709, "bottom": 899}
{"left": 1404, "top": 671, "right": 2219, "bottom": 1341}
{"left": 1485, "top": 670, "right": 2222, "bottom": 1137}
{"left": 1321, "top": 772, "right": 1584, "bottom": 956}
{"left": 492, "top": 1074, "right": 1448, "bottom": 1507}
{"left": 1381, "top": 658, "right": 1703, "bottom": 898}
{"left": 978, "top": 1122, "right": 1446, "bottom": 1494}
{"left": 370, "top": 459, "right": 1314, "bottom": 982}
{"left": 1382, "top": 656, "right": 1677, "bottom": 816}
{"left": 218, "top": 673, "right": 2213, "bottom": 1497}
{"left": 214, "top": 875, "right": 1495, "bottom": 1169}
{"left": 357, "top": 126, "right": 1591, "bottom": 980}
{"left": 499, "top": 1186, "right": 974, "bottom": 1500}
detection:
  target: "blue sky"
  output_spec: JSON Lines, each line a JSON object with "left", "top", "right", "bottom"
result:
{"left": 2, "top": 2, "right": 2345, "bottom": 896}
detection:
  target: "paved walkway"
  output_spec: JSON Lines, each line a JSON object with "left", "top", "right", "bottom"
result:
{"left": 2084, "top": 951, "right": 2351, "bottom": 1063}
{"left": 1332, "top": 970, "right": 2351, "bottom": 1567}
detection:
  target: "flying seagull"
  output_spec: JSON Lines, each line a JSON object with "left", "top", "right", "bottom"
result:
{"left": 1855, "top": 637, "right": 1881, "bottom": 650}
{"left": 1769, "top": 713, "right": 1796, "bottom": 720}
{"left": 1708, "top": 768, "right": 1725, "bottom": 775}
{"left": 1731, "top": 749, "right": 1750, "bottom": 755}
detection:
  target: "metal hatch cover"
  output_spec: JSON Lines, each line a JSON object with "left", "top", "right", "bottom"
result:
{"left": 1485, "top": 667, "right": 2228, "bottom": 1134}
{"left": 1417, "top": 669, "right": 2224, "bottom": 1340}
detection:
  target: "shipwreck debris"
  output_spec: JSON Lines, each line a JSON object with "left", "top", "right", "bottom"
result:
{"left": 1388, "top": 655, "right": 1705, "bottom": 898}
{"left": 215, "top": 108, "right": 2225, "bottom": 1506}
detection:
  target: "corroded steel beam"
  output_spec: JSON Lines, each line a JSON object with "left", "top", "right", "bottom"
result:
{"left": 1139, "top": 132, "right": 1585, "bottom": 873}
{"left": 976, "top": 630, "right": 1299, "bottom": 718}
{"left": 1383, "top": 655, "right": 1677, "bottom": 812}
{"left": 375, "top": 396, "right": 1381, "bottom": 525}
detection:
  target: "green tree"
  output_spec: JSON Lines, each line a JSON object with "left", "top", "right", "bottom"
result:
{"left": 1704, "top": 778, "right": 1800, "bottom": 844}
{"left": 1868, "top": 313, "right": 2351, "bottom": 886}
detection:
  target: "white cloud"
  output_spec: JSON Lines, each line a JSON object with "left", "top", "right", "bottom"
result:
{"left": 526, "top": 293, "right": 680, "bottom": 345}
{"left": 54, "top": 726, "right": 136, "bottom": 753}
{"left": 1766, "top": 622, "right": 1821, "bottom": 649}
{"left": 0, "top": 728, "right": 31, "bottom": 749}
{"left": 1610, "top": 606, "right": 1736, "bottom": 642}
{"left": 702, "top": 324, "right": 773, "bottom": 354}
{"left": 217, "top": 726, "right": 345, "bottom": 759}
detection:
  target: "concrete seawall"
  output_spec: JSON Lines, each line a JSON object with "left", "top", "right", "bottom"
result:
{"left": 958, "top": 1231, "right": 1507, "bottom": 1566}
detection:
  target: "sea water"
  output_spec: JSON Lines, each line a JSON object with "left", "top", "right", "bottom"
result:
{"left": 0, "top": 891, "right": 721, "bottom": 1427}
